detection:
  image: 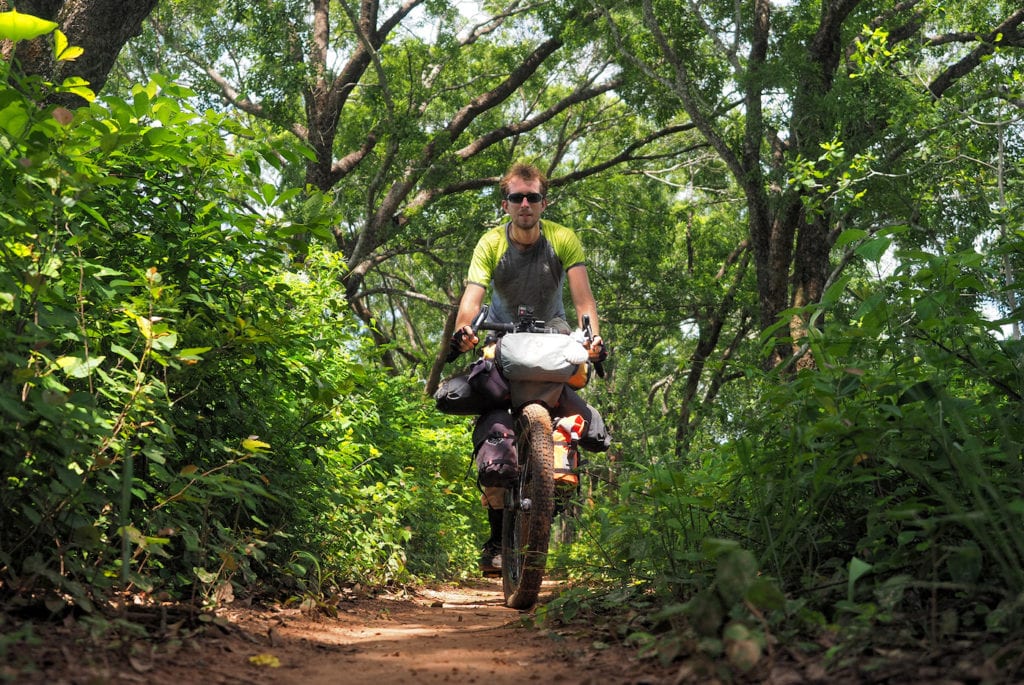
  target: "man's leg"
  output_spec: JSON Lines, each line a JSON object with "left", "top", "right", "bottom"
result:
{"left": 473, "top": 410, "right": 516, "bottom": 576}
{"left": 479, "top": 497, "right": 504, "bottom": 576}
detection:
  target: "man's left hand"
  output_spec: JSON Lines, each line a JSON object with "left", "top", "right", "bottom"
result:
{"left": 588, "top": 335, "right": 607, "bottom": 363}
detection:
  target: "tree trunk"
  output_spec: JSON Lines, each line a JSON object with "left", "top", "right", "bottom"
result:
{"left": 790, "top": 212, "right": 831, "bottom": 369}
{"left": 425, "top": 297, "right": 460, "bottom": 396}
{"left": 3, "top": 0, "right": 158, "bottom": 106}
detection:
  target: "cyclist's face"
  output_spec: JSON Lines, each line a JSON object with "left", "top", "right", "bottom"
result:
{"left": 502, "top": 177, "right": 547, "bottom": 230}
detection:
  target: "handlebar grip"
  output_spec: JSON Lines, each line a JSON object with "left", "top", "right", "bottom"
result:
{"left": 471, "top": 305, "right": 489, "bottom": 330}
{"left": 582, "top": 315, "right": 606, "bottom": 378}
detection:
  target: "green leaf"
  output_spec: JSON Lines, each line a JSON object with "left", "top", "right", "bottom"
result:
{"left": 71, "top": 201, "right": 110, "bottom": 228}
{"left": 151, "top": 330, "right": 178, "bottom": 351}
{"left": 110, "top": 344, "right": 139, "bottom": 363}
{"left": 820, "top": 275, "right": 851, "bottom": 307}
{"left": 56, "top": 355, "right": 106, "bottom": 378}
{"left": 242, "top": 436, "right": 271, "bottom": 453}
{"left": 53, "top": 29, "right": 84, "bottom": 61}
{"left": 834, "top": 228, "right": 868, "bottom": 249}
{"left": 56, "top": 76, "right": 96, "bottom": 102}
{"left": 0, "top": 10, "right": 58, "bottom": 41}
{"left": 143, "top": 127, "right": 177, "bottom": 145}
{"left": 0, "top": 101, "right": 30, "bottom": 137}
{"left": 855, "top": 236, "right": 892, "bottom": 262}
{"left": 260, "top": 182, "right": 277, "bottom": 206}
{"left": 193, "top": 567, "right": 218, "bottom": 584}
{"left": 177, "top": 346, "right": 212, "bottom": 360}
{"left": 848, "top": 557, "right": 873, "bottom": 601}
{"left": 292, "top": 142, "right": 318, "bottom": 162}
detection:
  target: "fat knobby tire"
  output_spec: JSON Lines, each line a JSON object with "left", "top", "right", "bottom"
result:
{"left": 502, "top": 403, "right": 555, "bottom": 609}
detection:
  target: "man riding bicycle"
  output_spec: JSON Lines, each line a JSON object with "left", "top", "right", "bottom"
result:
{"left": 448, "top": 162, "right": 608, "bottom": 575}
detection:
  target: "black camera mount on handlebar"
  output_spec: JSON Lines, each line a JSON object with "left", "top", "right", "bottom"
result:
{"left": 510, "top": 305, "right": 540, "bottom": 333}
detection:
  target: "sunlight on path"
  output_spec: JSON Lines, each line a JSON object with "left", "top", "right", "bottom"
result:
{"left": 262, "top": 580, "right": 641, "bottom": 685}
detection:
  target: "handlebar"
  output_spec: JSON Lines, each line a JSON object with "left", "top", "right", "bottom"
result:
{"left": 475, "top": 305, "right": 558, "bottom": 335}
{"left": 447, "top": 305, "right": 605, "bottom": 378}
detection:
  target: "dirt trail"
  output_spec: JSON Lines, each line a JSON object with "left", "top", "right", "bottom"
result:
{"left": 19, "top": 576, "right": 996, "bottom": 684}
{"left": 126, "top": 578, "right": 674, "bottom": 685}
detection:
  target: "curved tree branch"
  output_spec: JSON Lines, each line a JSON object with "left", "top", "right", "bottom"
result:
{"left": 928, "top": 8, "right": 1024, "bottom": 99}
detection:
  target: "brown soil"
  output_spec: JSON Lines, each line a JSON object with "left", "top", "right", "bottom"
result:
{"left": 6, "top": 578, "right": 1020, "bottom": 685}
{"left": 4, "top": 579, "right": 677, "bottom": 685}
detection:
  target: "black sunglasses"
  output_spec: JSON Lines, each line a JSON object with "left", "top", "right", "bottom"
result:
{"left": 505, "top": 192, "right": 545, "bottom": 203}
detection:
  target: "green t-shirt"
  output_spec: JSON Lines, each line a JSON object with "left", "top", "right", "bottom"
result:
{"left": 466, "top": 220, "right": 586, "bottom": 326}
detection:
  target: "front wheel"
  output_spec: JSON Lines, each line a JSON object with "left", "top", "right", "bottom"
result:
{"left": 502, "top": 403, "right": 555, "bottom": 609}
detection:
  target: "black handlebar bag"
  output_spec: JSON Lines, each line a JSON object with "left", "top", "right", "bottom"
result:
{"left": 434, "top": 358, "right": 510, "bottom": 415}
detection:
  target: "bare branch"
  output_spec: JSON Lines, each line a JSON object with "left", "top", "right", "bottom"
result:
{"left": 401, "top": 121, "right": 700, "bottom": 216}
{"left": 648, "top": 375, "right": 675, "bottom": 415}
{"left": 715, "top": 239, "right": 751, "bottom": 281}
{"left": 455, "top": 78, "right": 623, "bottom": 159}
{"left": 329, "top": 136, "right": 379, "bottom": 185}
{"left": 356, "top": 286, "right": 450, "bottom": 310}
{"left": 366, "top": 33, "right": 570, "bottom": 241}
{"left": 684, "top": 0, "right": 741, "bottom": 70}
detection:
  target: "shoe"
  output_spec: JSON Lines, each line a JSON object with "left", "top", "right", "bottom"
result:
{"left": 479, "top": 542, "right": 502, "bottom": 577}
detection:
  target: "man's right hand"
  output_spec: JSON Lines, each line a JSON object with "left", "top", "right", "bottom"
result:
{"left": 448, "top": 325, "right": 480, "bottom": 359}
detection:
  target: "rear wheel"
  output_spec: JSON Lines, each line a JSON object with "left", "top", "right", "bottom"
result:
{"left": 502, "top": 403, "right": 555, "bottom": 609}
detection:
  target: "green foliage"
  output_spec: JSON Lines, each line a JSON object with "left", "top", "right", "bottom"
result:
{"left": 0, "top": 9, "right": 58, "bottom": 41}
{"left": 255, "top": 258, "right": 481, "bottom": 586}
{"left": 545, "top": 234, "right": 1022, "bottom": 673}
{"left": 3, "top": 61, "right": 260, "bottom": 603}
{"left": 0, "top": 42, "right": 480, "bottom": 611}
{"left": 5, "top": 5, "right": 1024, "bottom": 679}
{"left": 726, "top": 244, "right": 1021, "bottom": 628}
